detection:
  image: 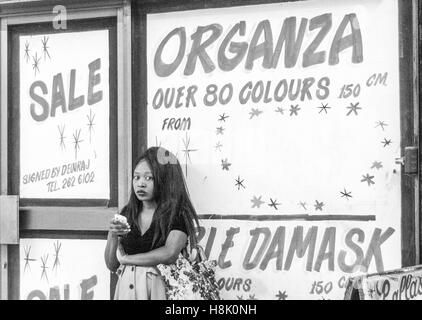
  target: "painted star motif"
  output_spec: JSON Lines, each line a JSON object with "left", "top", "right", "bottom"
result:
{"left": 251, "top": 195, "right": 265, "bottom": 208}
{"left": 247, "top": 294, "right": 258, "bottom": 300}
{"left": 268, "top": 198, "right": 281, "bottom": 210}
{"left": 218, "top": 113, "right": 229, "bottom": 122}
{"left": 86, "top": 109, "right": 96, "bottom": 143}
{"left": 275, "top": 106, "right": 284, "bottom": 115}
{"left": 40, "top": 254, "right": 49, "bottom": 283}
{"left": 221, "top": 158, "right": 232, "bottom": 171}
{"left": 276, "top": 290, "right": 288, "bottom": 300}
{"left": 361, "top": 174, "right": 375, "bottom": 186}
{"left": 371, "top": 161, "right": 383, "bottom": 170}
{"left": 58, "top": 124, "right": 66, "bottom": 151}
{"left": 249, "top": 108, "right": 263, "bottom": 119}
{"left": 52, "top": 241, "right": 62, "bottom": 273}
{"left": 235, "top": 176, "right": 245, "bottom": 190}
{"left": 237, "top": 295, "right": 244, "bottom": 300}
{"left": 381, "top": 138, "right": 392, "bottom": 147}
{"left": 289, "top": 104, "right": 300, "bottom": 116}
{"left": 24, "top": 41, "right": 30, "bottom": 63}
{"left": 41, "top": 36, "right": 51, "bottom": 60}
{"left": 72, "top": 129, "right": 83, "bottom": 159}
{"left": 318, "top": 103, "right": 331, "bottom": 114}
{"left": 340, "top": 188, "right": 352, "bottom": 200}
{"left": 182, "top": 133, "right": 198, "bottom": 178}
{"left": 23, "top": 245, "right": 37, "bottom": 273}
{"left": 375, "top": 121, "right": 388, "bottom": 131}
{"left": 32, "top": 52, "right": 41, "bottom": 76}
{"left": 314, "top": 200, "right": 324, "bottom": 211}
{"left": 346, "top": 102, "right": 361, "bottom": 116}
{"left": 214, "top": 141, "right": 223, "bottom": 152}
{"left": 299, "top": 202, "right": 307, "bottom": 210}
{"left": 216, "top": 126, "right": 225, "bottom": 135}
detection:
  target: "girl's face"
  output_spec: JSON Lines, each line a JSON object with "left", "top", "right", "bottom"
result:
{"left": 133, "top": 160, "right": 155, "bottom": 203}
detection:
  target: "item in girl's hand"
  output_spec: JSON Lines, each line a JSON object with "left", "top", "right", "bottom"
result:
{"left": 113, "top": 214, "right": 128, "bottom": 225}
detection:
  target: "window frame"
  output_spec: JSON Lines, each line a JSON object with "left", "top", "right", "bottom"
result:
{"left": 132, "top": 0, "right": 420, "bottom": 268}
{"left": 0, "top": 3, "right": 132, "bottom": 232}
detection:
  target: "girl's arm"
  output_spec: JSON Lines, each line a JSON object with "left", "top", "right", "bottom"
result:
{"left": 104, "top": 219, "right": 131, "bottom": 272}
{"left": 104, "top": 231, "right": 120, "bottom": 272}
{"left": 118, "top": 230, "right": 187, "bottom": 267}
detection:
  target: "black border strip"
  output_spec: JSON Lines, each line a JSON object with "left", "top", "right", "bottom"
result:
{"left": 198, "top": 214, "right": 376, "bottom": 221}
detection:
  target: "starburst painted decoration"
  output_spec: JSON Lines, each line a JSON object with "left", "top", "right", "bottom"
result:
{"left": 32, "top": 52, "right": 41, "bottom": 76}
{"left": 24, "top": 41, "right": 30, "bottom": 63}
{"left": 23, "top": 245, "right": 37, "bottom": 273}
{"left": 381, "top": 138, "right": 392, "bottom": 147}
{"left": 314, "top": 200, "right": 324, "bottom": 211}
{"left": 58, "top": 124, "right": 66, "bottom": 151}
{"left": 237, "top": 295, "right": 244, "bottom": 300}
{"left": 276, "top": 290, "right": 288, "bottom": 300}
{"left": 247, "top": 294, "right": 258, "bottom": 300}
{"left": 221, "top": 158, "right": 232, "bottom": 171}
{"left": 289, "top": 104, "right": 300, "bottom": 116}
{"left": 86, "top": 109, "right": 96, "bottom": 143}
{"left": 249, "top": 108, "right": 263, "bottom": 119}
{"left": 346, "top": 102, "right": 361, "bottom": 116}
{"left": 72, "top": 129, "right": 83, "bottom": 159}
{"left": 235, "top": 175, "right": 245, "bottom": 190}
{"left": 41, "top": 36, "right": 51, "bottom": 61}
{"left": 268, "top": 198, "right": 281, "bottom": 210}
{"left": 214, "top": 141, "right": 223, "bottom": 152}
{"left": 318, "top": 103, "right": 331, "bottom": 114}
{"left": 40, "top": 254, "right": 49, "bottom": 283}
{"left": 218, "top": 113, "right": 229, "bottom": 122}
{"left": 361, "top": 174, "right": 375, "bottom": 186}
{"left": 340, "top": 188, "right": 352, "bottom": 200}
{"left": 275, "top": 106, "right": 284, "bottom": 115}
{"left": 52, "top": 241, "right": 62, "bottom": 273}
{"left": 371, "top": 161, "right": 383, "bottom": 170}
{"left": 375, "top": 121, "right": 388, "bottom": 131}
{"left": 216, "top": 126, "right": 225, "bottom": 135}
{"left": 182, "top": 133, "right": 198, "bottom": 178}
{"left": 299, "top": 202, "right": 307, "bottom": 210}
{"left": 251, "top": 195, "right": 265, "bottom": 208}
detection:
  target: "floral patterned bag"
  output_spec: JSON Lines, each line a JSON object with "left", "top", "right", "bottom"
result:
{"left": 156, "top": 243, "right": 221, "bottom": 300}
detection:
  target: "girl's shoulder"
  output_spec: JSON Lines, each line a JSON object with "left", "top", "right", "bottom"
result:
{"left": 169, "top": 212, "right": 188, "bottom": 234}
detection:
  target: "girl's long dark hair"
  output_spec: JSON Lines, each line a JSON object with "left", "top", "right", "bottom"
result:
{"left": 121, "top": 147, "right": 200, "bottom": 249}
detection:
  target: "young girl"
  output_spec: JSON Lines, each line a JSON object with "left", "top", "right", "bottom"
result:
{"left": 104, "top": 146, "right": 200, "bottom": 300}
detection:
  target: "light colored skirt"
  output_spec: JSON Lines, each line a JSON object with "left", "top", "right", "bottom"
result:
{"left": 114, "top": 265, "right": 167, "bottom": 300}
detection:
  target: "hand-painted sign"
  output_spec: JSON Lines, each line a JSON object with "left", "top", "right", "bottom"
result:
{"left": 344, "top": 265, "right": 422, "bottom": 300}
{"left": 147, "top": 0, "right": 401, "bottom": 299}
{"left": 20, "top": 30, "right": 110, "bottom": 199}
{"left": 20, "top": 238, "right": 110, "bottom": 300}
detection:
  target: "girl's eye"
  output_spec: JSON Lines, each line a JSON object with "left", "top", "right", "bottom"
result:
{"left": 145, "top": 176, "right": 153, "bottom": 181}
{"left": 133, "top": 176, "right": 140, "bottom": 181}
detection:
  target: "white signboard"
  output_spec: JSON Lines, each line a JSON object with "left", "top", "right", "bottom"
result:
{"left": 344, "top": 265, "right": 422, "bottom": 300}
{"left": 147, "top": 0, "right": 401, "bottom": 299}
{"left": 20, "top": 30, "right": 110, "bottom": 199}
{"left": 361, "top": 266, "right": 422, "bottom": 300}
{"left": 20, "top": 238, "right": 110, "bottom": 300}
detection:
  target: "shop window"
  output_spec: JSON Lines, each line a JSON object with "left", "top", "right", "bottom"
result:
{"left": 8, "top": 18, "right": 118, "bottom": 208}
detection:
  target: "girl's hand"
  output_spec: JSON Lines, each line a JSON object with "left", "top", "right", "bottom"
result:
{"left": 116, "top": 242, "right": 128, "bottom": 265}
{"left": 109, "top": 217, "right": 131, "bottom": 237}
